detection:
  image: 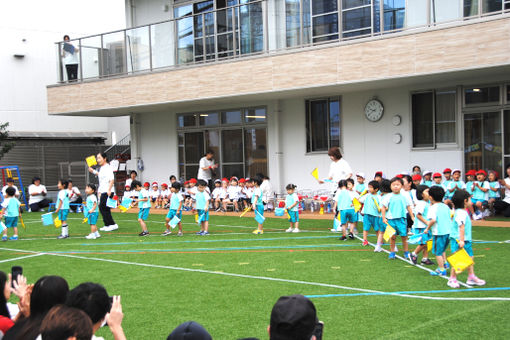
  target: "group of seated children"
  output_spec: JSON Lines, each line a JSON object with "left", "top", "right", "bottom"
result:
{"left": 334, "top": 170, "right": 486, "bottom": 288}
{"left": 211, "top": 177, "right": 252, "bottom": 212}
{"left": 410, "top": 168, "right": 501, "bottom": 220}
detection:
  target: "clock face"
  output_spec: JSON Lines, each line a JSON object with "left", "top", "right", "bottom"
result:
{"left": 365, "top": 99, "right": 384, "bottom": 122}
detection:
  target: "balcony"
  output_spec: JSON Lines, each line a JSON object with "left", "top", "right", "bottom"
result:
{"left": 48, "top": 0, "right": 510, "bottom": 116}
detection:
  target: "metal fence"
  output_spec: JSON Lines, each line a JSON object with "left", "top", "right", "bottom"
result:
{"left": 0, "top": 144, "right": 108, "bottom": 193}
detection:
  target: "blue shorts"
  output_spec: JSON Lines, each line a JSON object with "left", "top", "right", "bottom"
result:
{"left": 58, "top": 209, "right": 69, "bottom": 221}
{"left": 471, "top": 198, "right": 487, "bottom": 205}
{"left": 166, "top": 209, "right": 182, "bottom": 220}
{"left": 87, "top": 212, "right": 99, "bottom": 225}
{"left": 387, "top": 218, "right": 407, "bottom": 237}
{"left": 340, "top": 209, "right": 356, "bottom": 224}
{"left": 138, "top": 208, "right": 150, "bottom": 220}
{"left": 288, "top": 210, "right": 299, "bottom": 223}
{"left": 197, "top": 209, "right": 209, "bottom": 222}
{"left": 363, "top": 215, "right": 383, "bottom": 232}
{"left": 4, "top": 217, "right": 18, "bottom": 228}
{"left": 450, "top": 239, "right": 473, "bottom": 257}
{"left": 432, "top": 235, "right": 450, "bottom": 256}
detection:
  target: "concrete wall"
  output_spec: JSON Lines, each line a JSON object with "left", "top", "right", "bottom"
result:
{"left": 0, "top": 0, "right": 128, "bottom": 144}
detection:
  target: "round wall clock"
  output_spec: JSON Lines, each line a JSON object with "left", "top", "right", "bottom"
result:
{"left": 365, "top": 98, "right": 384, "bottom": 122}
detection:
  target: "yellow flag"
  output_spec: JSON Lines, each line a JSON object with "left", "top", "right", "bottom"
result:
{"left": 311, "top": 168, "right": 320, "bottom": 181}
{"left": 194, "top": 214, "right": 199, "bottom": 222}
{"left": 240, "top": 206, "right": 251, "bottom": 217}
{"left": 447, "top": 248, "right": 474, "bottom": 274}
{"left": 54, "top": 217, "right": 62, "bottom": 228}
{"left": 19, "top": 215, "right": 26, "bottom": 229}
{"left": 383, "top": 224, "right": 396, "bottom": 242}
{"left": 82, "top": 218, "right": 88, "bottom": 224}
{"left": 427, "top": 240, "right": 433, "bottom": 252}
{"left": 86, "top": 155, "right": 97, "bottom": 167}
{"left": 353, "top": 198, "right": 362, "bottom": 212}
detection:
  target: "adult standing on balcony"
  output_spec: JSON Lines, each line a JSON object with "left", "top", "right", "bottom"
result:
{"left": 88, "top": 153, "right": 118, "bottom": 232}
{"left": 197, "top": 149, "right": 218, "bottom": 191}
{"left": 318, "top": 147, "right": 353, "bottom": 193}
{"left": 62, "top": 35, "right": 79, "bottom": 82}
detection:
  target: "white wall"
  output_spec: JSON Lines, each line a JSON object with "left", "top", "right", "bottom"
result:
{"left": 278, "top": 85, "right": 464, "bottom": 194}
{"left": 0, "top": 0, "right": 128, "bottom": 144}
{"left": 136, "top": 111, "right": 179, "bottom": 183}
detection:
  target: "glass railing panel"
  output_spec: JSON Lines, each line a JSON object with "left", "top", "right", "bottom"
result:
{"left": 150, "top": 21, "right": 175, "bottom": 69}
{"left": 79, "top": 36, "right": 102, "bottom": 80}
{"left": 101, "top": 31, "right": 126, "bottom": 76}
{"left": 126, "top": 26, "right": 151, "bottom": 73}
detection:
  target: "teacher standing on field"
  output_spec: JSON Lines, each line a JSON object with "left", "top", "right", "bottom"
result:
{"left": 88, "top": 153, "right": 118, "bottom": 232}
{"left": 318, "top": 147, "right": 353, "bottom": 192}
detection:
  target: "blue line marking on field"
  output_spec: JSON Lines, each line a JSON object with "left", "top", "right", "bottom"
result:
{"left": 306, "top": 287, "right": 510, "bottom": 298}
{"left": 41, "top": 243, "right": 369, "bottom": 254}
{"left": 79, "top": 235, "right": 347, "bottom": 246}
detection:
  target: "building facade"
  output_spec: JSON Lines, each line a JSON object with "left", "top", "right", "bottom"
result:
{"left": 47, "top": 0, "right": 510, "bottom": 193}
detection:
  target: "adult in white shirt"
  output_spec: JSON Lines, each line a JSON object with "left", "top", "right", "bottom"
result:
{"left": 258, "top": 174, "right": 274, "bottom": 210}
{"left": 125, "top": 170, "right": 137, "bottom": 188}
{"left": 67, "top": 180, "right": 82, "bottom": 212}
{"left": 495, "top": 163, "right": 510, "bottom": 217}
{"left": 318, "top": 147, "right": 353, "bottom": 193}
{"left": 62, "top": 35, "right": 79, "bottom": 82}
{"left": 197, "top": 150, "right": 218, "bottom": 190}
{"left": 88, "top": 153, "right": 118, "bottom": 231}
{"left": 2, "top": 178, "right": 20, "bottom": 198}
{"left": 28, "top": 177, "right": 50, "bottom": 212}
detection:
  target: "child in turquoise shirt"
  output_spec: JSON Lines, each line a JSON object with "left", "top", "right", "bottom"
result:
{"left": 195, "top": 180, "right": 211, "bottom": 236}
{"left": 55, "top": 179, "right": 70, "bottom": 239}
{"left": 1, "top": 187, "right": 21, "bottom": 241}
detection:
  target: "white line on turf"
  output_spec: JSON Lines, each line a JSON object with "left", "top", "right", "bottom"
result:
{"left": 354, "top": 235, "right": 471, "bottom": 288}
{"left": 1, "top": 246, "right": 509, "bottom": 301}
{"left": 0, "top": 253, "right": 45, "bottom": 263}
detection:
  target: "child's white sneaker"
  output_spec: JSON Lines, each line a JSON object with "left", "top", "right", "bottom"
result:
{"left": 374, "top": 245, "right": 382, "bottom": 252}
{"left": 447, "top": 279, "right": 460, "bottom": 288}
{"left": 286, "top": 227, "right": 293, "bottom": 233}
{"left": 85, "top": 233, "right": 96, "bottom": 240}
{"left": 94, "top": 232, "right": 101, "bottom": 238}
{"left": 292, "top": 228, "right": 300, "bottom": 233}
{"left": 466, "top": 276, "right": 486, "bottom": 286}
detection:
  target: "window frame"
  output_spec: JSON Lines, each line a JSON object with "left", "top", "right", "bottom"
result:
{"left": 462, "top": 84, "right": 502, "bottom": 109}
{"left": 305, "top": 96, "right": 342, "bottom": 154}
{"left": 410, "top": 88, "right": 459, "bottom": 150}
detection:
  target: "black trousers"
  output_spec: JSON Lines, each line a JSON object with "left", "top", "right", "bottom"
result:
{"left": 66, "top": 64, "right": 78, "bottom": 81}
{"left": 99, "top": 193, "right": 116, "bottom": 226}
{"left": 494, "top": 200, "right": 510, "bottom": 217}
{"left": 29, "top": 199, "right": 51, "bottom": 212}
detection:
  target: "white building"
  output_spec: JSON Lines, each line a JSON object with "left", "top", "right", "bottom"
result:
{"left": 46, "top": 0, "right": 510, "bottom": 194}
{"left": 0, "top": 0, "right": 129, "bottom": 189}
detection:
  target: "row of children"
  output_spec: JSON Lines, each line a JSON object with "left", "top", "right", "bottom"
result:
{"left": 122, "top": 176, "right": 257, "bottom": 213}
{"left": 333, "top": 173, "right": 485, "bottom": 288}
{"left": 126, "top": 176, "right": 274, "bottom": 236}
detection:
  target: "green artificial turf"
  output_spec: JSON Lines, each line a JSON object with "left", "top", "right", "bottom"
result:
{"left": 1, "top": 212, "right": 509, "bottom": 339}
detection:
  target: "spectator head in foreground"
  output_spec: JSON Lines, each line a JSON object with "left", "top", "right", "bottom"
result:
{"left": 40, "top": 305, "right": 92, "bottom": 340}
{"left": 65, "top": 282, "right": 110, "bottom": 333}
{"left": 269, "top": 295, "right": 318, "bottom": 340}
{"left": 167, "top": 321, "right": 212, "bottom": 340}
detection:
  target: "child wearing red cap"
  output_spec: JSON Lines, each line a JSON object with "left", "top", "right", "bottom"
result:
{"left": 431, "top": 173, "right": 443, "bottom": 188}
{"left": 159, "top": 183, "right": 170, "bottom": 209}
{"left": 487, "top": 170, "right": 501, "bottom": 214}
{"left": 185, "top": 179, "right": 198, "bottom": 212}
{"left": 412, "top": 174, "right": 422, "bottom": 188}
{"left": 224, "top": 178, "right": 241, "bottom": 212}
{"left": 471, "top": 170, "right": 490, "bottom": 220}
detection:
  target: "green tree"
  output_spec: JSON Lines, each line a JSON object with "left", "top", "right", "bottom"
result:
{"left": 0, "top": 122, "right": 14, "bottom": 160}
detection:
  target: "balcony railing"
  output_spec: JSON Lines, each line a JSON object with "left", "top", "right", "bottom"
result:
{"left": 55, "top": 0, "right": 510, "bottom": 84}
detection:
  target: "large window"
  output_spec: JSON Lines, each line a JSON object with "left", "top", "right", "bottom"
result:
{"left": 177, "top": 107, "right": 267, "bottom": 180}
{"left": 342, "top": 0, "right": 373, "bottom": 38}
{"left": 464, "top": 86, "right": 500, "bottom": 106}
{"left": 306, "top": 97, "right": 341, "bottom": 152}
{"left": 412, "top": 90, "right": 457, "bottom": 148}
{"left": 174, "top": 0, "right": 263, "bottom": 64}
{"left": 374, "top": 0, "right": 405, "bottom": 32}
